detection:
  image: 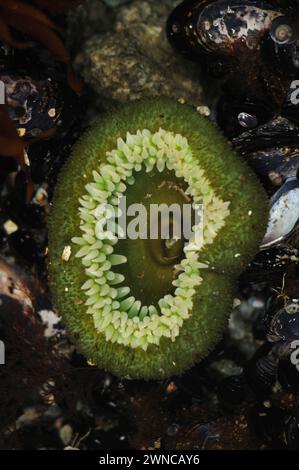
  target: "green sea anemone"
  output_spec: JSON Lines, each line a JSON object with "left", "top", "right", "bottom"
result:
{"left": 48, "top": 98, "right": 268, "bottom": 380}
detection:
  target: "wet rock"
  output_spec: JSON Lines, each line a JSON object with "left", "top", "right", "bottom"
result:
{"left": 103, "top": 0, "right": 129, "bottom": 6}
{"left": 74, "top": 0, "right": 204, "bottom": 108}
{"left": 233, "top": 116, "right": 299, "bottom": 184}
{"left": 209, "top": 359, "right": 243, "bottom": 380}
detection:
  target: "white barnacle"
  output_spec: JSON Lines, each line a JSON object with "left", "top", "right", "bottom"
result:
{"left": 61, "top": 245, "right": 72, "bottom": 262}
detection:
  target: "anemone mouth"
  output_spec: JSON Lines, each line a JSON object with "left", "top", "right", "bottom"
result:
{"left": 72, "top": 128, "right": 231, "bottom": 351}
{"left": 48, "top": 98, "right": 268, "bottom": 379}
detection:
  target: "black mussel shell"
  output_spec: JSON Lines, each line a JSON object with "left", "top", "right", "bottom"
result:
{"left": 283, "top": 416, "right": 299, "bottom": 450}
{"left": 167, "top": 0, "right": 286, "bottom": 61}
{"left": 1, "top": 72, "right": 63, "bottom": 140}
{"left": 233, "top": 117, "right": 299, "bottom": 184}
{"left": 268, "top": 299, "right": 299, "bottom": 342}
{"left": 278, "top": 358, "right": 299, "bottom": 391}
{"left": 0, "top": 46, "right": 81, "bottom": 142}
{"left": 167, "top": 0, "right": 205, "bottom": 59}
{"left": 261, "top": 177, "right": 299, "bottom": 249}
{"left": 245, "top": 349, "right": 279, "bottom": 396}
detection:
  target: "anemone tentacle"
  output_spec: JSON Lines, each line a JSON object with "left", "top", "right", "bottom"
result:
{"left": 73, "top": 128, "right": 230, "bottom": 350}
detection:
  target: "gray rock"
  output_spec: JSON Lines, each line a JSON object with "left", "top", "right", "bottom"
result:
{"left": 209, "top": 358, "right": 243, "bottom": 379}
{"left": 74, "top": 0, "right": 205, "bottom": 108}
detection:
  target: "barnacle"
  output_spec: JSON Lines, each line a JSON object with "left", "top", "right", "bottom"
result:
{"left": 48, "top": 98, "right": 268, "bottom": 379}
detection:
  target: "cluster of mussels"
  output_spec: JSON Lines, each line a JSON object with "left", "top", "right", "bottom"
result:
{"left": 168, "top": 0, "right": 299, "bottom": 246}
{"left": 167, "top": 0, "right": 299, "bottom": 449}
{"left": 0, "top": 0, "right": 85, "bottom": 279}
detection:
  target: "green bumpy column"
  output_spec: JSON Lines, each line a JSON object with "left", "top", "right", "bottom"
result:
{"left": 48, "top": 98, "right": 268, "bottom": 380}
